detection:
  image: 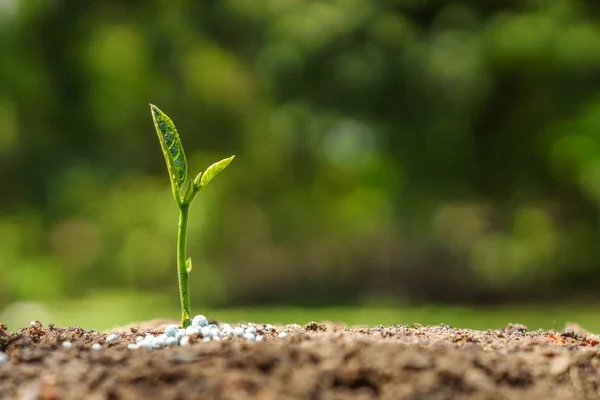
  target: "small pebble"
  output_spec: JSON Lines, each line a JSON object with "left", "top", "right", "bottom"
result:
{"left": 209, "top": 323, "right": 218, "bottom": 330}
{"left": 127, "top": 344, "right": 139, "bottom": 350}
{"left": 0, "top": 352, "right": 7, "bottom": 365}
{"left": 165, "top": 337, "right": 179, "bottom": 346}
{"left": 62, "top": 341, "right": 72, "bottom": 348}
{"left": 91, "top": 343, "right": 102, "bottom": 350}
{"left": 203, "top": 337, "right": 211, "bottom": 342}
{"left": 30, "top": 321, "right": 42, "bottom": 328}
{"left": 192, "top": 315, "right": 209, "bottom": 327}
{"left": 246, "top": 326, "right": 257, "bottom": 335}
{"left": 179, "top": 336, "right": 190, "bottom": 346}
{"left": 265, "top": 324, "right": 274, "bottom": 331}
{"left": 164, "top": 324, "right": 179, "bottom": 337}
{"left": 278, "top": 332, "right": 287, "bottom": 338}
{"left": 106, "top": 333, "right": 119, "bottom": 343}
{"left": 243, "top": 332, "right": 256, "bottom": 341}
{"left": 136, "top": 336, "right": 144, "bottom": 343}
{"left": 255, "top": 335, "right": 263, "bottom": 342}
{"left": 175, "top": 330, "right": 186, "bottom": 340}
{"left": 209, "top": 327, "right": 221, "bottom": 337}
{"left": 212, "top": 336, "right": 221, "bottom": 341}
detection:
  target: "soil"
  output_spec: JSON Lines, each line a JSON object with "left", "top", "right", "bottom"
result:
{"left": 1, "top": 319, "right": 600, "bottom": 400}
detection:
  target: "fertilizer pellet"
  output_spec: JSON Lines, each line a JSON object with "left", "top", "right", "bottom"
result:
{"left": 192, "top": 315, "right": 209, "bottom": 327}
{"left": 30, "top": 321, "right": 42, "bottom": 328}
{"left": 153, "top": 336, "right": 166, "bottom": 349}
{"left": 164, "top": 324, "right": 179, "bottom": 337}
{"left": 91, "top": 315, "right": 281, "bottom": 352}
{"left": 222, "top": 325, "right": 234, "bottom": 337}
{"left": 233, "top": 327, "right": 245, "bottom": 337}
{"left": 106, "top": 333, "right": 118, "bottom": 343}
{"left": 62, "top": 341, "right": 72, "bottom": 348}
{"left": 185, "top": 326, "right": 198, "bottom": 336}
{"left": 0, "top": 352, "right": 7, "bottom": 365}
{"left": 179, "top": 336, "right": 190, "bottom": 346}
{"left": 200, "top": 326, "right": 211, "bottom": 337}
{"left": 140, "top": 337, "right": 154, "bottom": 349}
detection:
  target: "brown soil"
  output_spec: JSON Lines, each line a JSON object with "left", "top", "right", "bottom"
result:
{"left": 1, "top": 320, "right": 600, "bottom": 400}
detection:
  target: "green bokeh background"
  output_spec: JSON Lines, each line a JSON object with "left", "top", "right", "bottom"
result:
{"left": 2, "top": 0, "right": 600, "bottom": 331}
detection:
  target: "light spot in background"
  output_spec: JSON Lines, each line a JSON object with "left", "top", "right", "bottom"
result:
{"left": 48, "top": 218, "right": 102, "bottom": 270}
{"left": 469, "top": 206, "right": 558, "bottom": 287}
{"left": 578, "top": 159, "right": 600, "bottom": 205}
{"left": 486, "top": 13, "right": 558, "bottom": 69}
{"left": 11, "top": 258, "right": 64, "bottom": 300}
{"left": 433, "top": 203, "right": 489, "bottom": 252}
{"left": 0, "top": 0, "right": 18, "bottom": 26}
{"left": 554, "top": 24, "right": 600, "bottom": 71}
{"left": 322, "top": 118, "right": 376, "bottom": 170}
{"left": 184, "top": 46, "right": 253, "bottom": 108}
{"left": 0, "top": 302, "right": 52, "bottom": 330}
{"left": 85, "top": 24, "right": 149, "bottom": 134}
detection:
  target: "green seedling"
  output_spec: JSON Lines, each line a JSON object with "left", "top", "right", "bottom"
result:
{"left": 150, "top": 104, "right": 234, "bottom": 328}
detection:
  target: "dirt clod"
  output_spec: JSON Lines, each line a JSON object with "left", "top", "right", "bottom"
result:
{"left": 305, "top": 321, "right": 327, "bottom": 332}
{"left": 2, "top": 322, "right": 600, "bottom": 399}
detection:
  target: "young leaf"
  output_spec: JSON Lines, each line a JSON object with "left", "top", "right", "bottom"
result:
{"left": 150, "top": 104, "right": 187, "bottom": 191}
{"left": 193, "top": 171, "right": 203, "bottom": 188}
{"left": 186, "top": 257, "right": 192, "bottom": 273}
{"left": 200, "top": 156, "right": 235, "bottom": 188}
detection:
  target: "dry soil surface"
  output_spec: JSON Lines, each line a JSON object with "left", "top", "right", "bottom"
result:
{"left": 1, "top": 320, "right": 600, "bottom": 400}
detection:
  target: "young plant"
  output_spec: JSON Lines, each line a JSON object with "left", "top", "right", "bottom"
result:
{"left": 150, "top": 104, "right": 234, "bottom": 328}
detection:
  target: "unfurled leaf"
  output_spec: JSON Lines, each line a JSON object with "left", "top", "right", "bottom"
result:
{"left": 150, "top": 104, "right": 187, "bottom": 191}
{"left": 200, "top": 156, "right": 235, "bottom": 188}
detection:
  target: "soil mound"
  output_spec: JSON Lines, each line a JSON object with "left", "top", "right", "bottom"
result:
{"left": 1, "top": 321, "right": 599, "bottom": 399}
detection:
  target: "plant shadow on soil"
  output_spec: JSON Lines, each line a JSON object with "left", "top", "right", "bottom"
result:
{"left": 2, "top": 318, "right": 600, "bottom": 399}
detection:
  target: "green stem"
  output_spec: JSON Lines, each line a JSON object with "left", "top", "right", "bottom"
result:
{"left": 177, "top": 204, "right": 192, "bottom": 327}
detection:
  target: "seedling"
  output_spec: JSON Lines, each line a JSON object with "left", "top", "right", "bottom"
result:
{"left": 150, "top": 104, "right": 234, "bottom": 328}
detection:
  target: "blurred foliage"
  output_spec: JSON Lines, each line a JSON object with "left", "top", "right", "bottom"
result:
{"left": 2, "top": 0, "right": 600, "bottom": 318}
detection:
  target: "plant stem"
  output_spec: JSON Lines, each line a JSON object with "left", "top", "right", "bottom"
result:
{"left": 177, "top": 204, "right": 192, "bottom": 327}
